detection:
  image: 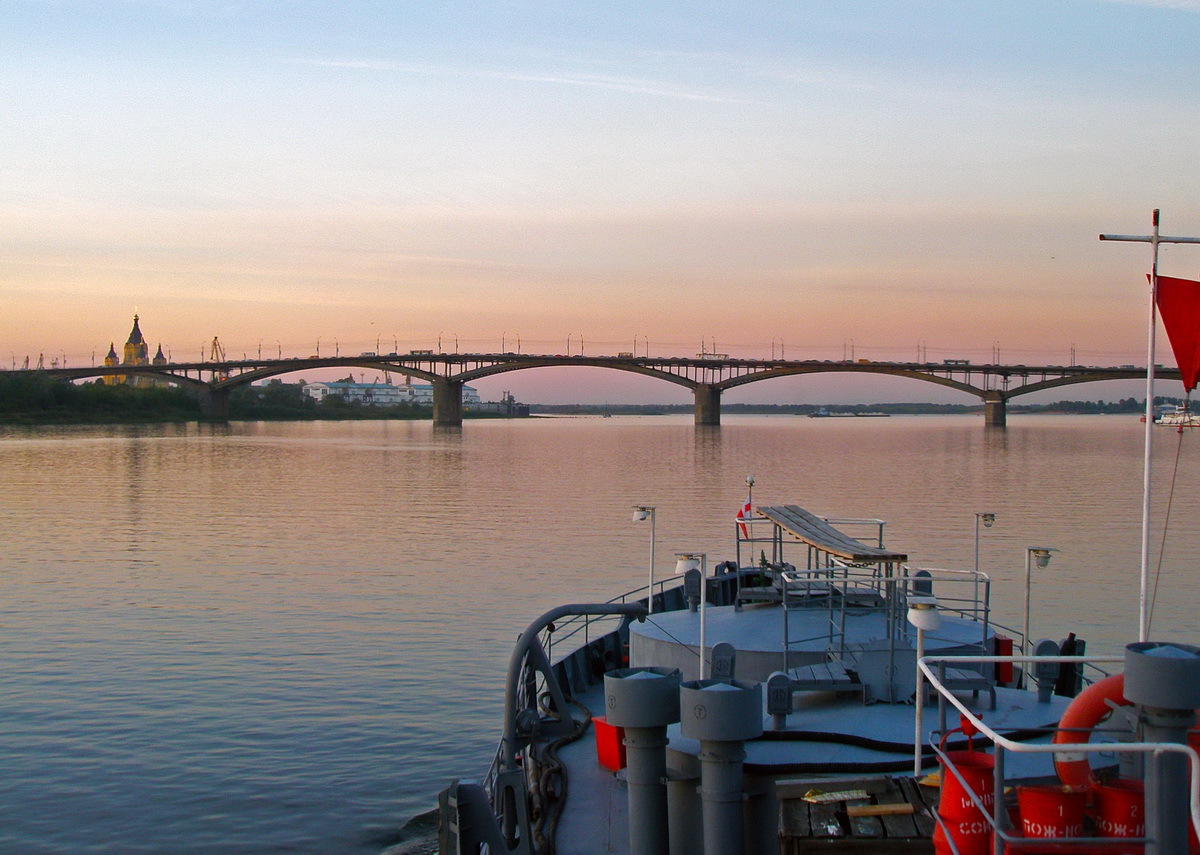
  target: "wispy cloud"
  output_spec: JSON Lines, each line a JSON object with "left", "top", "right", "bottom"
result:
{"left": 1100, "top": 0, "right": 1200, "bottom": 10}
{"left": 292, "top": 58, "right": 754, "bottom": 104}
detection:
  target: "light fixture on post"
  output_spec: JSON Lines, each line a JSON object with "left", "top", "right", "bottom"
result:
{"left": 675, "top": 552, "right": 708, "bottom": 679}
{"left": 632, "top": 506, "right": 656, "bottom": 614}
{"left": 1023, "top": 547, "right": 1058, "bottom": 654}
{"left": 907, "top": 595, "right": 941, "bottom": 777}
{"left": 974, "top": 512, "right": 995, "bottom": 608}
{"left": 974, "top": 513, "right": 995, "bottom": 576}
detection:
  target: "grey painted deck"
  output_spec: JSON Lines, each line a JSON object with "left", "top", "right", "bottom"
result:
{"left": 631, "top": 601, "right": 989, "bottom": 682}
{"left": 551, "top": 599, "right": 1074, "bottom": 855}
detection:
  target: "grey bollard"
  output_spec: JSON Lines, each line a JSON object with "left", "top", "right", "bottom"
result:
{"left": 710, "top": 643, "right": 736, "bottom": 682}
{"left": 766, "top": 672, "right": 791, "bottom": 730}
{"left": 605, "top": 667, "right": 683, "bottom": 855}
{"left": 679, "top": 679, "right": 763, "bottom": 855}
{"left": 1033, "top": 638, "right": 1060, "bottom": 702}
{"left": 683, "top": 568, "right": 702, "bottom": 613}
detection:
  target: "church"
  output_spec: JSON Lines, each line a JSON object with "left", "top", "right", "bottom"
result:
{"left": 103, "top": 315, "right": 167, "bottom": 386}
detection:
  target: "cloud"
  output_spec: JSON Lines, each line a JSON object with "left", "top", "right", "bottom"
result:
{"left": 1100, "top": 0, "right": 1200, "bottom": 9}
{"left": 291, "top": 57, "right": 754, "bottom": 104}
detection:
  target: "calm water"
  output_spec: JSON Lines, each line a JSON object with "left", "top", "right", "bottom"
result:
{"left": 2, "top": 415, "right": 1198, "bottom": 854}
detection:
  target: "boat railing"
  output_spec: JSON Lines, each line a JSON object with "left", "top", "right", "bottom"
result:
{"left": 919, "top": 652, "right": 1200, "bottom": 851}
{"left": 480, "top": 579, "right": 692, "bottom": 806}
{"left": 781, "top": 562, "right": 995, "bottom": 667}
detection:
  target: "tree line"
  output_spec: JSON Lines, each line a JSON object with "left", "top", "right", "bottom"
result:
{"left": 0, "top": 375, "right": 432, "bottom": 423}
{"left": 0, "top": 373, "right": 1177, "bottom": 423}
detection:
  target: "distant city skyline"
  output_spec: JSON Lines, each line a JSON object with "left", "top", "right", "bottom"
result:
{"left": 4, "top": 0, "right": 1200, "bottom": 404}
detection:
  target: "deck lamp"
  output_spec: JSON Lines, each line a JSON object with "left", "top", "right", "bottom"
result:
{"left": 973, "top": 513, "right": 996, "bottom": 608}
{"left": 906, "top": 595, "right": 942, "bottom": 632}
{"left": 1023, "top": 547, "right": 1059, "bottom": 654}
{"left": 675, "top": 552, "right": 708, "bottom": 679}
{"left": 907, "top": 595, "right": 941, "bottom": 776}
{"left": 632, "top": 506, "right": 656, "bottom": 614}
{"left": 974, "top": 512, "right": 995, "bottom": 575}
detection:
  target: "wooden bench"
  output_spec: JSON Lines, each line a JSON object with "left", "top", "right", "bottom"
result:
{"left": 935, "top": 666, "right": 996, "bottom": 710}
{"left": 786, "top": 660, "right": 862, "bottom": 694}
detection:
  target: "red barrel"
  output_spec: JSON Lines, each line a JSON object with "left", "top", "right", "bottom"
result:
{"left": 939, "top": 749, "right": 996, "bottom": 819}
{"left": 1017, "top": 784, "right": 1087, "bottom": 839}
{"left": 1091, "top": 777, "right": 1144, "bottom": 855}
{"left": 935, "top": 726, "right": 996, "bottom": 855}
{"left": 934, "top": 815, "right": 992, "bottom": 855}
{"left": 1092, "top": 777, "right": 1143, "bottom": 839}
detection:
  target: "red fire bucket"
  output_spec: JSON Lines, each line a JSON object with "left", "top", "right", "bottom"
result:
{"left": 1092, "top": 777, "right": 1144, "bottom": 841}
{"left": 1017, "top": 784, "right": 1087, "bottom": 840}
{"left": 939, "top": 744, "right": 996, "bottom": 820}
{"left": 934, "top": 815, "right": 993, "bottom": 855}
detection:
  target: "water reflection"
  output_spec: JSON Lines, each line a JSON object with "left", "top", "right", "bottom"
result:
{"left": 0, "top": 415, "right": 1197, "bottom": 855}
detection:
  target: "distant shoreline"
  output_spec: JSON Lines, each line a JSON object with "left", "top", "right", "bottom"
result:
{"left": 0, "top": 373, "right": 1174, "bottom": 424}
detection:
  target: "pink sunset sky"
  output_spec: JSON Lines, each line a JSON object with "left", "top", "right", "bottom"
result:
{"left": 4, "top": 0, "right": 1200, "bottom": 404}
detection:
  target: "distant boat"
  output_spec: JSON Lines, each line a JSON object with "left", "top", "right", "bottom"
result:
{"left": 808, "top": 408, "right": 889, "bottom": 418}
{"left": 1155, "top": 404, "right": 1198, "bottom": 427}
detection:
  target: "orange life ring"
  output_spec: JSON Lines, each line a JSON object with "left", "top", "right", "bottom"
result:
{"left": 1053, "top": 674, "right": 1129, "bottom": 788}
{"left": 1053, "top": 673, "right": 1200, "bottom": 788}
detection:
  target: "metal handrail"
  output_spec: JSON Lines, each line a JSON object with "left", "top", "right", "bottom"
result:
{"left": 919, "top": 653, "right": 1200, "bottom": 850}
{"left": 779, "top": 562, "right": 996, "bottom": 667}
{"left": 482, "top": 578, "right": 688, "bottom": 800}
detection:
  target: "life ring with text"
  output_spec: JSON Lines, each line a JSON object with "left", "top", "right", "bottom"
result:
{"left": 1052, "top": 674, "right": 1130, "bottom": 788}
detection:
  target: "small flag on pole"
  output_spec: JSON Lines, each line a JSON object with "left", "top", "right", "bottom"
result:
{"left": 1154, "top": 274, "right": 1200, "bottom": 392}
{"left": 737, "top": 497, "right": 752, "bottom": 538}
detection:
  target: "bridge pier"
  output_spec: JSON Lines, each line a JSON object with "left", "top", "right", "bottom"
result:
{"left": 694, "top": 385, "right": 722, "bottom": 426}
{"left": 983, "top": 391, "right": 1007, "bottom": 427}
{"left": 198, "top": 386, "right": 230, "bottom": 421}
{"left": 432, "top": 378, "right": 464, "bottom": 426}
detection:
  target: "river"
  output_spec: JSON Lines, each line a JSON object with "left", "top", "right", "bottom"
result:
{"left": 1, "top": 414, "right": 1197, "bottom": 854}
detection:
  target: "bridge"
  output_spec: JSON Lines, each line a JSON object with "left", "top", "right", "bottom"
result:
{"left": 18, "top": 353, "right": 1170, "bottom": 427}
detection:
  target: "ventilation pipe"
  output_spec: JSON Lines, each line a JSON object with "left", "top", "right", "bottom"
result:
{"left": 678, "top": 678, "right": 762, "bottom": 855}
{"left": 604, "top": 667, "right": 682, "bottom": 855}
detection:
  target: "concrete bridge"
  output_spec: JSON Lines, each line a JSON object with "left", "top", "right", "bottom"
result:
{"left": 21, "top": 354, "right": 1169, "bottom": 426}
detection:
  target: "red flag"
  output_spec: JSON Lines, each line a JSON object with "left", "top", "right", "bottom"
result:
{"left": 1154, "top": 274, "right": 1200, "bottom": 392}
{"left": 737, "top": 498, "right": 751, "bottom": 538}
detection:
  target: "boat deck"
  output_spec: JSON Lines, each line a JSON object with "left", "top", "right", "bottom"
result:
{"left": 631, "top": 600, "right": 992, "bottom": 683}
{"left": 551, "top": 678, "right": 1071, "bottom": 855}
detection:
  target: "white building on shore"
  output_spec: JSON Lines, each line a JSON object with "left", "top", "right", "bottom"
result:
{"left": 302, "top": 380, "right": 481, "bottom": 408}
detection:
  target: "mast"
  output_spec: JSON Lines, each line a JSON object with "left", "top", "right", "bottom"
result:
{"left": 1100, "top": 210, "right": 1200, "bottom": 641}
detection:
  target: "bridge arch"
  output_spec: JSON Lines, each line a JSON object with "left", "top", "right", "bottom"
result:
{"left": 21, "top": 356, "right": 1168, "bottom": 426}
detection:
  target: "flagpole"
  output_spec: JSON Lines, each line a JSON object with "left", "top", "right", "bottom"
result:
{"left": 1101, "top": 210, "right": 1200, "bottom": 641}
{"left": 1141, "top": 211, "right": 1160, "bottom": 644}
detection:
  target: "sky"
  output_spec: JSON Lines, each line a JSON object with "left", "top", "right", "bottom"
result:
{"left": 4, "top": 0, "right": 1200, "bottom": 404}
